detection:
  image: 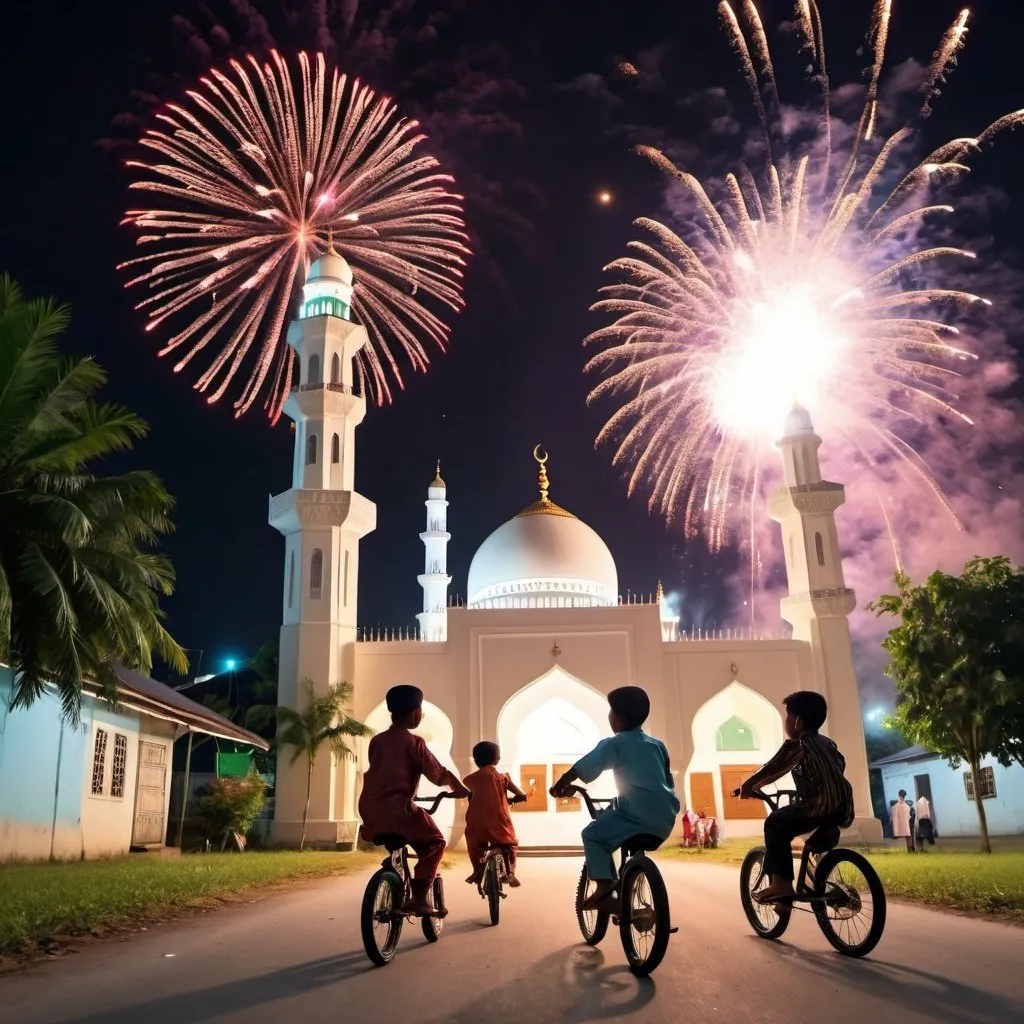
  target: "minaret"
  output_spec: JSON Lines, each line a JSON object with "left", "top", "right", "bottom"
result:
{"left": 416, "top": 462, "right": 452, "bottom": 641}
{"left": 768, "top": 404, "right": 880, "bottom": 839}
{"left": 268, "top": 243, "right": 376, "bottom": 847}
{"left": 657, "top": 580, "right": 676, "bottom": 641}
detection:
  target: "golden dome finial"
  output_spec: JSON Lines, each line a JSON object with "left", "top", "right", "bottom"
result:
{"left": 533, "top": 445, "right": 550, "bottom": 503}
{"left": 326, "top": 227, "right": 337, "bottom": 255}
{"left": 656, "top": 579, "right": 664, "bottom": 602}
{"left": 432, "top": 459, "right": 445, "bottom": 488}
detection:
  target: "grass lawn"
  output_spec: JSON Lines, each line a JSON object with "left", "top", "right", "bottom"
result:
{"left": 656, "top": 835, "right": 1024, "bottom": 923}
{"left": 0, "top": 849, "right": 386, "bottom": 959}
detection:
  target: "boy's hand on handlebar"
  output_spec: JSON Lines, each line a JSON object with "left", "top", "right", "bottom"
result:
{"left": 550, "top": 781, "right": 572, "bottom": 798}
{"left": 510, "top": 794, "right": 529, "bottom": 805}
{"left": 736, "top": 781, "right": 757, "bottom": 799}
{"left": 450, "top": 783, "right": 471, "bottom": 799}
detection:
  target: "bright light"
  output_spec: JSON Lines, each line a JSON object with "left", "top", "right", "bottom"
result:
{"left": 864, "top": 706, "right": 886, "bottom": 722}
{"left": 597, "top": 191, "right": 613, "bottom": 205}
{"left": 225, "top": 659, "right": 237, "bottom": 671}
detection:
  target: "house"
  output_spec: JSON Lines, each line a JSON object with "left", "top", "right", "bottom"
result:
{"left": 872, "top": 745, "right": 1024, "bottom": 837}
{"left": 0, "top": 664, "right": 268, "bottom": 862}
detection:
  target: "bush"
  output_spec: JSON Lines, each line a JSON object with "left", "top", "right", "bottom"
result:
{"left": 192, "top": 773, "right": 267, "bottom": 851}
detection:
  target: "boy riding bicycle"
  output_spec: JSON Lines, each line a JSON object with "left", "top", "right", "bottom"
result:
{"left": 358, "top": 684, "right": 469, "bottom": 916}
{"left": 738, "top": 690, "right": 854, "bottom": 905}
{"left": 463, "top": 741, "right": 527, "bottom": 888}
{"left": 551, "top": 686, "right": 680, "bottom": 910}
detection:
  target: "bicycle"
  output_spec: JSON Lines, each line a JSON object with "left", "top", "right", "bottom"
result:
{"left": 563, "top": 784, "right": 676, "bottom": 977}
{"left": 735, "top": 788, "right": 886, "bottom": 958}
{"left": 360, "top": 792, "right": 455, "bottom": 966}
{"left": 476, "top": 843, "right": 515, "bottom": 926}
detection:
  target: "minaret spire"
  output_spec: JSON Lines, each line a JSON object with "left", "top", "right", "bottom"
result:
{"left": 417, "top": 462, "right": 452, "bottom": 641}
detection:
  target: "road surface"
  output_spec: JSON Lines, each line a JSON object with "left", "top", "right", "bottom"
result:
{"left": 2, "top": 857, "right": 1022, "bottom": 1023}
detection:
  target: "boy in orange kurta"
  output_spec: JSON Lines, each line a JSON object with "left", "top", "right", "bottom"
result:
{"left": 463, "top": 742, "right": 527, "bottom": 887}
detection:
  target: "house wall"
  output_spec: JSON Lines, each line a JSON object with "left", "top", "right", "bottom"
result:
{"left": 879, "top": 756, "right": 1024, "bottom": 837}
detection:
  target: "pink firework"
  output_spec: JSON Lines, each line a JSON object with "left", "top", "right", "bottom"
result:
{"left": 120, "top": 50, "right": 470, "bottom": 421}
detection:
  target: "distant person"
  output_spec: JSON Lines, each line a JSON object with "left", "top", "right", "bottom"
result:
{"left": 737, "top": 691, "right": 854, "bottom": 906}
{"left": 358, "top": 684, "right": 470, "bottom": 915}
{"left": 463, "top": 741, "right": 527, "bottom": 888}
{"left": 891, "top": 790, "right": 915, "bottom": 852}
{"left": 915, "top": 794, "right": 936, "bottom": 847}
{"left": 550, "top": 686, "right": 680, "bottom": 910}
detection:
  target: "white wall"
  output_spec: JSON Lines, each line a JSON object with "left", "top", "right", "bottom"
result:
{"left": 880, "top": 756, "right": 1024, "bottom": 837}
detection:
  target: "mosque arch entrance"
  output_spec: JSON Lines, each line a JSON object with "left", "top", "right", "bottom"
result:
{"left": 361, "top": 698, "right": 458, "bottom": 841}
{"left": 684, "top": 681, "right": 786, "bottom": 837}
{"left": 496, "top": 666, "right": 614, "bottom": 847}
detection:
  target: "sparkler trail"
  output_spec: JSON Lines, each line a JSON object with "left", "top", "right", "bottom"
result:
{"left": 121, "top": 50, "right": 469, "bottom": 421}
{"left": 585, "top": 1, "right": 1023, "bottom": 550}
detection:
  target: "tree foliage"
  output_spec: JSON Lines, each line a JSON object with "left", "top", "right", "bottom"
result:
{"left": 193, "top": 773, "right": 268, "bottom": 851}
{"left": 273, "top": 679, "right": 372, "bottom": 849}
{"left": 871, "top": 556, "right": 1024, "bottom": 851}
{"left": 0, "top": 275, "right": 186, "bottom": 720}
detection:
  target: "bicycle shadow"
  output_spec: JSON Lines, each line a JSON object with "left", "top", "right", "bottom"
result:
{"left": 756, "top": 939, "right": 1024, "bottom": 1023}
{"left": 60, "top": 951, "right": 375, "bottom": 1024}
{"left": 419, "top": 944, "right": 656, "bottom": 1023}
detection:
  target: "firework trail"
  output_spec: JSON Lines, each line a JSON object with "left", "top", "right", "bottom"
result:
{"left": 585, "top": 1, "right": 1023, "bottom": 551}
{"left": 121, "top": 50, "right": 469, "bottom": 421}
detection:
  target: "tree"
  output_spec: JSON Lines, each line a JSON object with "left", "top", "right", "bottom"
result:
{"left": 0, "top": 275, "right": 186, "bottom": 720}
{"left": 193, "top": 772, "right": 268, "bottom": 851}
{"left": 273, "top": 679, "right": 371, "bottom": 850}
{"left": 871, "top": 557, "right": 1024, "bottom": 852}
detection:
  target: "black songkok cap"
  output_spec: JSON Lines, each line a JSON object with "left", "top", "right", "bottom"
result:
{"left": 386, "top": 684, "right": 423, "bottom": 715}
{"left": 608, "top": 686, "right": 650, "bottom": 729}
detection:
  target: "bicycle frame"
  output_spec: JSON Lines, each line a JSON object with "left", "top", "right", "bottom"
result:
{"left": 378, "top": 793, "right": 455, "bottom": 908}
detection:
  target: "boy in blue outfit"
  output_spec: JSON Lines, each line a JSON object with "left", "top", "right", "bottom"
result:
{"left": 551, "top": 686, "right": 680, "bottom": 909}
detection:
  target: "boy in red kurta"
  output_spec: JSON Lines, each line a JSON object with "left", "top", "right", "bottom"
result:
{"left": 463, "top": 741, "right": 527, "bottom": 887}
{"left": 358, "top": 685, "right": 469, "bottom": 915}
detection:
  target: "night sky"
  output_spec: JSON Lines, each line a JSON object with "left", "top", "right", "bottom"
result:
{"left": 2, "top": 1, "right": 1022, "bottom": 692}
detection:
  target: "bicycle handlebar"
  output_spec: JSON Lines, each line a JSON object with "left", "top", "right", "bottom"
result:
{"left": 729, "top": 787, "right": 798, "bottom": 811}
{"left": 551, "top": 784, "right": 615, "bottom": 821}
{"left": 413, "top": 792, "right": 459, "bottom": 816}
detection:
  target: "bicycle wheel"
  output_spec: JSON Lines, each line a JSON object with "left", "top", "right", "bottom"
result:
{"left": 739, "top": 847, "right": 791, "bottom": 940}
{"left": 618, "top": 857, "right": 671, "bottom": 977}
{"left": 485, "top": 854, "right": 501, "bottom": 926}
{"left": 421, "top": 876, "right": 446, "bottom": 942}
{"left": 812, "top": 849, "right": 886, "bottom": 957}
{"left": 575, "top": 865, "right": 610, "bottom": 945}
{"left": 361, "top": 868, "right": 403, "bottom": 966}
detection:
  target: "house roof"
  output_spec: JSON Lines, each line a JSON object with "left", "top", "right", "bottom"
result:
{"left": 81, "top": 665, "right": 270, "bottom": 750}
{"left": 870, "top": 745, "right": 935, "bottom": 768}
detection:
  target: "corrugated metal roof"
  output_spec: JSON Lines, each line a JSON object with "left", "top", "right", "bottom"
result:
{"left": 870, "top": 744, "right": 934, "bottom": 767}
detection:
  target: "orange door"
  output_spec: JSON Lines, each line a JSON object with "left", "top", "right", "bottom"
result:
{"left": 513, "top": 764, "right": 548, "bottom": 812}
{"left": 553, "top": 764, "right": 581, "bottom": 812}
{"left": 689, "top": 772, "right": 717, "bottom": 818}
{"left": 720, "top": 766, "right": 767, "bottom": 820}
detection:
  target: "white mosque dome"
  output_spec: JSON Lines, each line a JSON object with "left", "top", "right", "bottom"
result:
{"left": 307, "top": 249, "right": 354, "bottom": 286}
{"left": 466, "top": 449, "right": 618, "bottom": 609}
{"left": 782, "top": 403, "right": 816, "bottom": 438}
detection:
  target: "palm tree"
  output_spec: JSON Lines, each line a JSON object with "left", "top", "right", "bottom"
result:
{"left": 274, "top": 679, "right": 372, "bottom": 850}
{"left": 0, "top": 274, "right": 187, "bottom": 720}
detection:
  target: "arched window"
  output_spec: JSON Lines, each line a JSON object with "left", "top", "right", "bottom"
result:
{"left": 308, "top": 353, "right": 321, "bottom": 385}
{"left": 715, "top": 715, "right": 757, "bottom": 751}
{"left": 330, "top": 353, "right": 340, "bottom": 384}
{"left": 309, "top": 549, "right": 323, "bottom": 600}
{"left": 815, "top": 532, "right": 825, "bottom": 567}
{"left": 288, "top": 552, "right": 295, "bottom": 609}
{"left": 306, "top": 432, "right": 318, "bottom": 465}
{"left": 331, "top": 433, "right": 340, "bottom": 464}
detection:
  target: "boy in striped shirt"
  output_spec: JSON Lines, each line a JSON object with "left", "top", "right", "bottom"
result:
{"left": 739, "top": 691, "right": 854, "bottom": 905}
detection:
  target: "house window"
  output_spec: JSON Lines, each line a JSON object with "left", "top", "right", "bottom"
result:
{"left": 815, "top": 532, "right": 825, "bottom": 567}
{"left": 331, "top": 433, "right": 340, "bottom": 464}
{"left": 111, "top": 734, "right": 128, "bottom": 798}
{"left": 306, "top": 432, "right": 318, "bottom": 465}
{"left": 91, "top": 729, "right": 108, "bottom": 795}
{"left": 330, "top": 353, "right": 340, "bottom": 384}
{"left": 310, "top": 548, "right": 323, "bottom": 600}
{"left": 963, "top": 766, "right": 997, "bottom": 800}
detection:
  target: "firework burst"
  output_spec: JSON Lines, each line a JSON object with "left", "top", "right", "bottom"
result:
{"left": 121, "top": 50, "right": 469, "bottom": 421}
{"left": 586, "top": 1, "right": 1022, "bottom": 550}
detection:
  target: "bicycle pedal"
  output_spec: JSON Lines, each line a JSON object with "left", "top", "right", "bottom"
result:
{"left": 670, "top": 926, "right": 679, "bottom": 934}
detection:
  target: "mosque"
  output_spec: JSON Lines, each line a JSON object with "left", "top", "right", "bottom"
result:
{"left": 268, "top": 251, "right": 881, "bottom": 849}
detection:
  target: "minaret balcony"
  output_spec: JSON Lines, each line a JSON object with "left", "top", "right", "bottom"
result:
{"left": 269, "top": 488, "right": 377, "bottom": 536}
{"left": 768, "top": 481, "right": 846, "bottom": 520}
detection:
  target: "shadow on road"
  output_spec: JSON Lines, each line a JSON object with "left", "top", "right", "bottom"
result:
{"left": 758, "top": 938, "right": 1024, "bottom": 1024}
{"left": 419, "top": 944, "right": 656, "bottom": 1023}
{"left": 61, "top": 951, "right": 375, "bottom": 1024}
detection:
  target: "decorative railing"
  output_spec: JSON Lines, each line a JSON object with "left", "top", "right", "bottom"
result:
{"left": 666, "top": 626, "right": 792, "bottom": 642}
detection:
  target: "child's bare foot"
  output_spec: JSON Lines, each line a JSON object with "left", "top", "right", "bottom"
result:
{"left": 506, "top": 873, "right": 521, "bottom": 888}
{"left": 753, "top": 881, "right": 796, "bottom": 905}
{"left": 582, "top": 879, "right": 616, "bottom": 910}
{"left": 465, "top": 872, "right": 481, "bottom": 885}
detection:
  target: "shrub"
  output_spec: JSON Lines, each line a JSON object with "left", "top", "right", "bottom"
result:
{"left": 192, "top": 773, "right": 268, "bottom": 851}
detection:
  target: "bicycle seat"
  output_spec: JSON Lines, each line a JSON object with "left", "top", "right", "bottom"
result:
{"left": 371, "top": 833, "right": 408, "bottom": 852}
{"left": 804, "top": 825, "right": 841, "bottom": 854}
{"left": 622, "top": 833, "right": 665, "bottom": 855}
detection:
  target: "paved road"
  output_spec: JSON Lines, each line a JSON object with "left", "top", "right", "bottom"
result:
{"left": 2, "top": 857, "right": 1022, "bottom": 1023}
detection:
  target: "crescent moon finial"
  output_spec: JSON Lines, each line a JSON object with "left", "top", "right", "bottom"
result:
{"left": 533, "top": 445, "right": 550, "bottom": 502}
{"left": 533, "top": 444, "right": 548, "bottom": 465}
